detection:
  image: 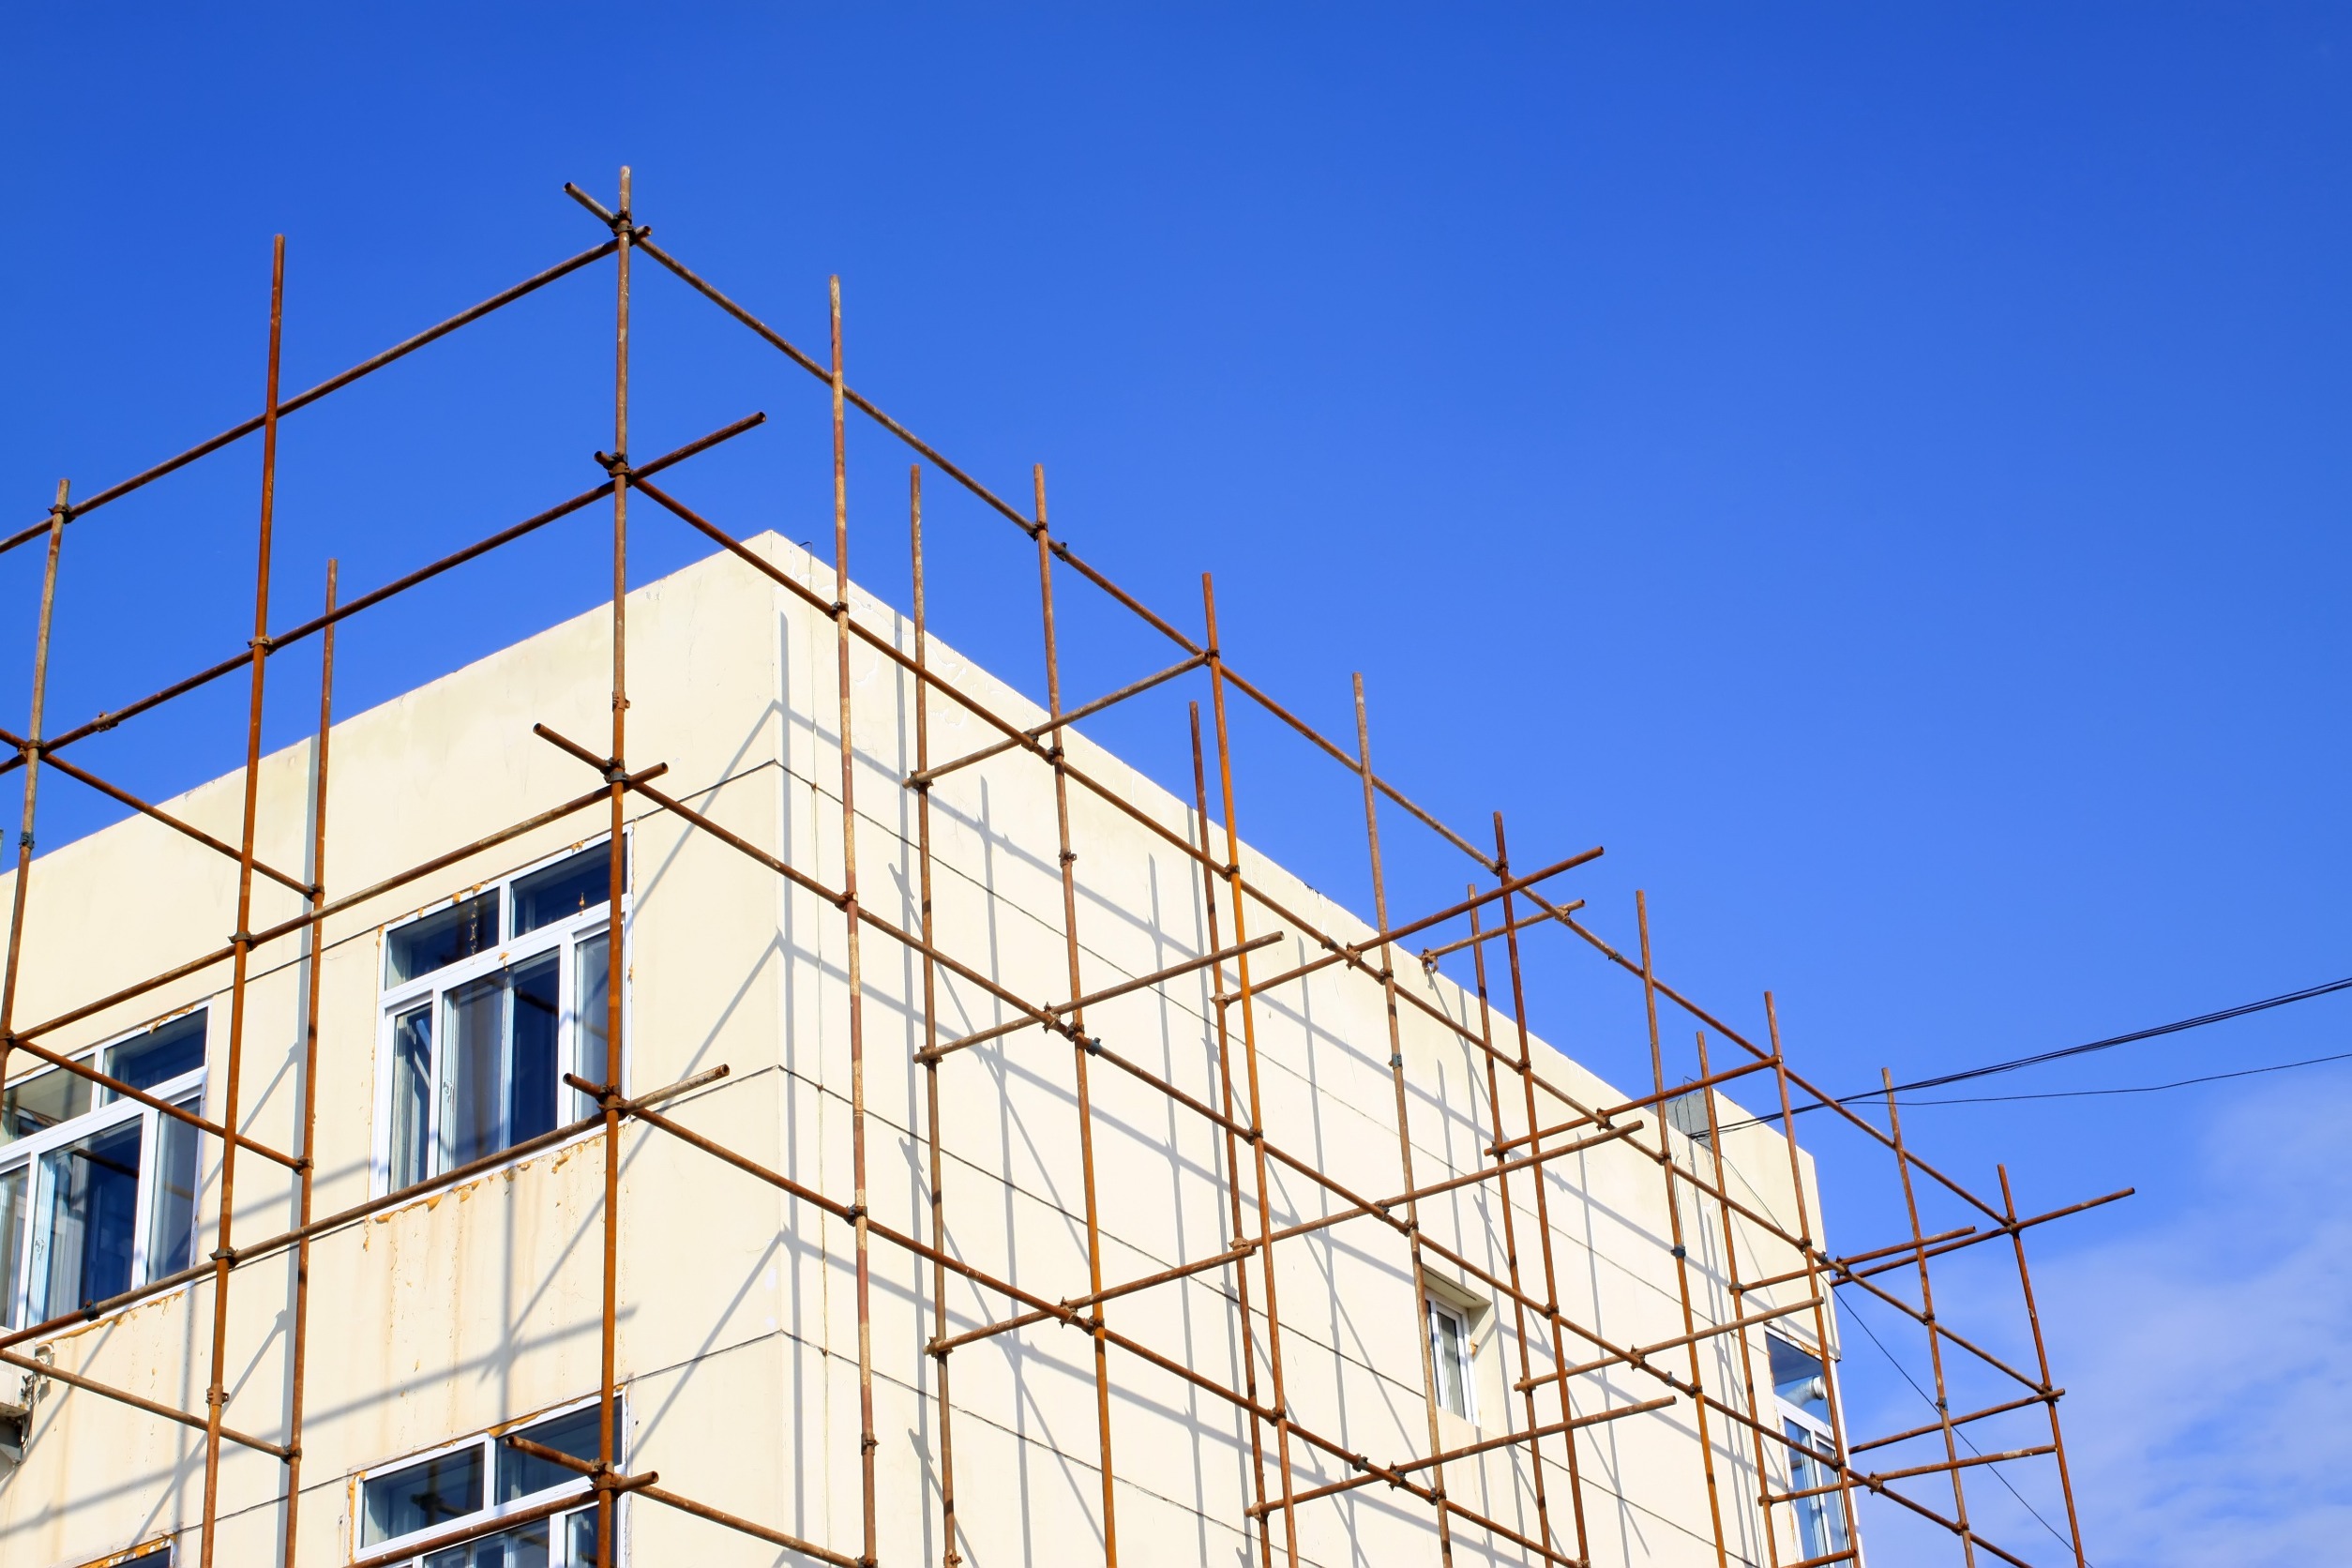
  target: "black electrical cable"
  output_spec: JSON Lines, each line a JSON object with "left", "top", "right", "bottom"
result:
{"left": 1899, "top": 1047, "right": 2352, "bottom": 1106}
{"left": 1837, "top": 1295, "right": 2085, "bottom": 1561}
{"left": 1717, "top": 973, "right": 2352, "bottom": 1130}
{"left": 1888, "top": 974, "right": 2352, "bottom": 1094}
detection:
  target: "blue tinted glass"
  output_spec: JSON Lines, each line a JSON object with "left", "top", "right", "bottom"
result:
{"left": 1770, "top": 1336, "right": 1829, "bottom": 1417}
{"left": 508, "top": 954, "right": 560, "bottom": 1147}
{"left": 498, "top": 1405, "right": 599, "bottom": 1500}
{"left": 362, "top": 1445, "right": 485, "bottom": 1545}
{"left": 422, "top": 1515, "right": 550, "bottom": 1568}
{"left": 566, "top": 1507, "right": 597, "bottom": 1564}
{"left": 108, "top": 1011, "right": 206, "bottom": 1094}
{"left": 512, "top": 847, "right": 612, "bottom": 936}
{"left": 40, "top": 1119, "right": 143, "bottom": 1314}
{"left": 2, "top": 1068, "right": 89, "bottom": 1144}
{"left": 146, "top": 1100, "right": 200, "bottom": 1279}
{"left": 388, "top": 895, "right": 499, "bottom": 986}
{"left": 442, "top": 976, "right": 506, "bottom": 1169}
{"left": 390, "top": 1007, "right": 432, "bottom": 1189}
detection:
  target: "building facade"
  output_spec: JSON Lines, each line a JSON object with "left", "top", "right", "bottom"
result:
{"left": 0, "top": 534, "right": 1846, "bottom": 1568}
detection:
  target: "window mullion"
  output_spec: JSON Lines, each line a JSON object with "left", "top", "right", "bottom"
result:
{"left": 25, "top": 1151, "right": 51, "bottom": 1323}
{"left": 431, "top": 983, "right": 453, "bottom": 1181}
{"left": 557, "top": 937, "right": 577, "bottom": 1126}
{"left": 499, "top": 965, "right": 518, "bottom": 1153}
{"left": 127, "top": 1105, "right": 157, "bottom": 1289}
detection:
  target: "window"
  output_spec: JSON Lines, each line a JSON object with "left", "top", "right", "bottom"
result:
{"left": 356, "top": 1401, "right": 610, "bottom": 1566}
{"left": 377, "top": 843, "right": 622, "bottom": 1195}
{"left": 1770, "top": 1335, "right": 1850, "bottom": 1561}
{"left": 1426, "top": 1296, "right": 1475, "bottom": 1422}
{"left": 0, "top": 1011, "right": 206, "bottom": 1330}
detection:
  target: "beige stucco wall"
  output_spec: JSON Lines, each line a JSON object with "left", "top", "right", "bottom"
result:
{"left": 0, "top": 533, "right": 1836, "bottom": 1568}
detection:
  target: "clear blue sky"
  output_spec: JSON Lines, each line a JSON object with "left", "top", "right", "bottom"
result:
{"left": 8, "top": 8, "right": 2349, "bottom": 1563}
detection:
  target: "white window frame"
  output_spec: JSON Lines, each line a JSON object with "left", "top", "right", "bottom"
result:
{"left": 1768, "top": 1332, "right": 1852, "bottom": 1562}
{"left": 0, "top": 1010, "right": 208, "bottom": 1332}
{"left": 1425, "top": 1294, "right": 1477, "bottom": 1424}
{"left": 347, "top": 1394, "right": 617, "bottom": 1566}
{"left": 369, "top": 835, "right": 630, "bottom": 1199}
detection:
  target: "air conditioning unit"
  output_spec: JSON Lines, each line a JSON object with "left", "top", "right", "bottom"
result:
{"left": 0, "top": 1395, "right": 29, "bottom": 1466}
{"left": 0, "top": 1350, "right": 51, "bottom": 1466}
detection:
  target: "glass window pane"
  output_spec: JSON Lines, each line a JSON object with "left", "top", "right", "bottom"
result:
{"left": 1770, "top": 1336, "right": 1829, "bottom": 1418}
{"left": 391, "top": 1006, "right": 433, "bottom": 1189}
{"left": 145, "top": 1097, "right": 201, "bottom": 1282}
{"left": 107, "top": 1011, "right": 206, "bottom": 1096}
{"left": 441, "top": 976, "right": 508, "bottom": 1170}
{"left": 574, "top": 933, "right": 610, "bottom": 1103}
{"left": 1428, "top": 1302, "right": 1470, "bottom": 1419}
{"left": 2, "top": 1066, "right": 91, "bottom": 1146}
{"left": 498, "top": 1404, "right": 600, "bottom": 1501}
{"left": 565, "top": 1506, "right": 597, "bottom": 1567}
{"left": 422, "top": 1515, "right": 552, "bottom": 1568}
{"left": 512, "top": 846, "right": 613, "bottom": 937}
{"left": 363, "top": 1444, "right": 486, "bottom": 1545}
{"left": 508, "top": 954, "right": 560, "bottom": 1148}
{"left": 0, "top": 1165, "right": 24, "bottom": 1329}
{"left": 38, "top": 1119, "right": 143, "bottom": 1316}
{"left": 388, "top": 894, "right": 499, "bottom": 987}
{"left": 1787, "top": 1419, "right": 1847, "bottom": 1558}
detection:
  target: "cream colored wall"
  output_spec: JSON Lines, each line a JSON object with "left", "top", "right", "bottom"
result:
{"left": 0, "top": 534, "right": 1833, "bottom": 1568}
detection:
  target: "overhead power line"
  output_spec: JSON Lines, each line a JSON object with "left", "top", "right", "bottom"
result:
{"left": 1719, "top": 973, "right": 2352, "bottom": 1128}
{"left": 1902, "top": 1047, "right": 2352, "bottom": 1106}
{"left": 1887, "top": 973, "right": 2352, "bottom": 1095}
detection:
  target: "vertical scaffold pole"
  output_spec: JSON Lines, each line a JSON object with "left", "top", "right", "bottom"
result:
{"left": 910, "top": 466, "right": 963, "bottom": 1567}
{"left": 201, "top": 232, "right": 285, "bottom": 1568}
{"left": 0, "top": 480, "right": 68, "bottom": 1087}
{"left": 831, "top": 277, "right": 883, "bottom": 1568}
{"left": 1201, "top": 575, "right": 1302, "bottom": 1568}
{"left": 1462, "top": 885, "right": 1559, "bottom": 1557}
{"left": 1492, "top": 814, "right": 1593, "bottom": 1564}
{"left": 1635, "top": 893, "right": 1732, "bottom": 1568}
{"left": 280, "top": 559, "right": 337, "bottom": 1568}
{"left": 1349, "top": 674, "right": 1455, "bottom": 1567}
{"left": 596, "top": 165, "right": 632, "bottom": 1568}
{"left": 1882, "top": 1069, "right": 1976, "bottom": 1566}
{"left": 1763, "top": 995, "right": 1863, "bottom": 1555}
{"left": 1693, "top": 1029, "right": 1781, "bottom": 1568}
{"left": 1998, "top": 1164, "right": 2087, "bottom": 1568}
{"left": 1031, "top": 467, "right": 1121, "bottom": 1566}
{"left": 1188, "top": 704, "right": 1274, "bottom": 1568}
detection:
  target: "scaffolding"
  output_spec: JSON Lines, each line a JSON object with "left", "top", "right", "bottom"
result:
{"left": 0, "top": 170, "right": 2127, "bottom": 1568}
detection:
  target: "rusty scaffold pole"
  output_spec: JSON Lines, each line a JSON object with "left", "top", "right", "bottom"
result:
{"left": 1997, "top": 1164, "right": 2088, "bottom": 1568}
{"left": 1763, "top": 995, "right": 1865, "bottom": 1560}
{"left": 1185, "top": 701, "right": 1277, "bottom": 1567}
{"left": 1883, "top": 1067, "right": 1978, "bottom": 1565}
{"left": 0, "top": 480, "right": 68, "bottom": 1089}
{"left": 198, "top": 233, "right": 287, "bottom": 1568}
{"left": 1490, "top": 813, "right": 1595, "bottom": 1564}
{"left": 1202, "top": 574, "right": 1304, "bottom": 1568}
{"left": 596, "top": 163, "right": 635, "bottom": 1568}
{"left": 1461, "top": 885, "right": 1562, "bottom": 1558}
{"left": 909, "top": 464, "right": 966, "bottom": 1567}
{"left": 1030, "top": 463, "right": 1123, "bottom": 1563}
{"left": 1349, "top": 673, "right": 1458, "bottom": 1567}
{"left": 828, "top": 273, "right": 885, "bottom": 1568}
{"left": 1636, "top": 893, "right": 1735, "bottom": 1568}
{"left": 1691, "top": 1028, "right": 1783, "bottom": 1568}
{"left": 279, "top": 558, "right": 338, "bottom": 1568}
